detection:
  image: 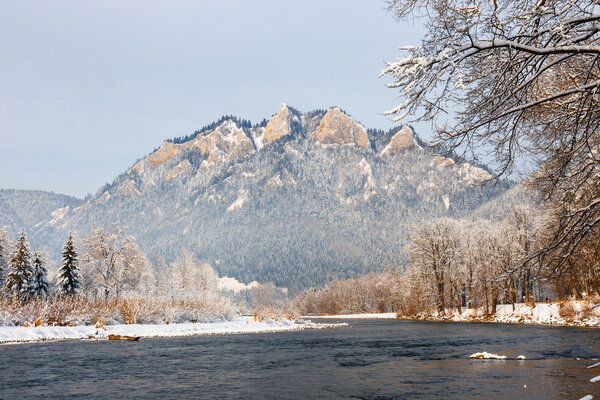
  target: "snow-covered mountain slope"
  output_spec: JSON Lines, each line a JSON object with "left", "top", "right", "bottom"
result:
{"left": 27, "top": 104, "right": 508, "bottom": 293}
{"left": 0, "top": 189, "right": 81, "bottom": 244}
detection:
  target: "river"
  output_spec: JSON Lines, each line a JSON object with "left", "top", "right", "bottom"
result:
{"left": 1, "top": 319, "right": 598, "bottom": 399}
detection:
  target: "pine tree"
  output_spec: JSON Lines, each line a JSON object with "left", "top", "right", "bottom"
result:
{"left": 58, "top": 233, "right": 81, "bottom": 295}
{"left": 32, "top": 251, "right": 49, "bottom": 297}
{"left": 6, "top": 229, "right": 35, "bottom": 300}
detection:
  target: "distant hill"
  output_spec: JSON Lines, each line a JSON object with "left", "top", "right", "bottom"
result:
{"left": 10, "top": 104, "right": 511, "bottom": 293}
{"left": 0, "top": 189, "right": 81, "bottom": 246}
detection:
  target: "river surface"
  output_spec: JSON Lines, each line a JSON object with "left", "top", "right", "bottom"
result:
{"left": 1, "top": 319, "right": 599, "bottom": 399}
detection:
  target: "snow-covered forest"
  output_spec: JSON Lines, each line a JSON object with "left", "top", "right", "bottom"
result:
{"left": 293, "top": 202, "right": 600, "bottom": 318}
{"left": 0, "top": 226, "right": 289, "bottom": 327}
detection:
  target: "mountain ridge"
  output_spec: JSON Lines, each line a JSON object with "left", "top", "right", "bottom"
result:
{"left": 5, "top": 104, "right": 510, "bottom": 293}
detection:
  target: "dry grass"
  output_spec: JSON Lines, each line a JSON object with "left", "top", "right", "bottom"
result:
{"left": 0, "top": 293, "right": 235, "bottom": 327}
{"left": 253, "top": 306, "right": 299, "bottom": 322}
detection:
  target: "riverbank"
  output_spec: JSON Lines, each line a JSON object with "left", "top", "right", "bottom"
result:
{"left": 0, "top": 316, "right": 343, "bottom": 344}
{"left": 308, "top": 302, "right": 600, "bottom": 327}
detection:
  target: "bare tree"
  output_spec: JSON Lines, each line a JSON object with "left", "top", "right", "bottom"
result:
{"left": 167, "top": 251, "right": 218, "bottom": 299}
{"left": 382, "top": 0, "right": 600, "bottom": 271}
{"left": 407, "top": 218, "right": 461, "bottom": 315}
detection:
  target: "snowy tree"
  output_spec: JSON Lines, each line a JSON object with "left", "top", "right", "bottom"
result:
{"left": 167, "top": 251, "right": 217, "bottom": 299}
{"left": 406, "top": 218, "right": 461, "bottom": 315}
{"left": 0, "top": 228, "right": 8, "bottom": 290}
{"left": 383, "top": 0, "right": 600, "bottom": 273}
{"left": 31, "top": 251, "right": 49, "bottom": 297}
{"left": 82, "top": 225, "right": 154, "bottom": 299}
{"left": 58, "top": 233, "right": 82, "bottom": 295}
{"left": 6, "top": 229, "right": 35, "bottom": 300}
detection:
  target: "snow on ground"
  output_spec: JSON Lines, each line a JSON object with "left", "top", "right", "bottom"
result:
{"left": 306, "top": 312, "right": 398, "bottom": 320}
{"left": 217, "top": 276, "right": 259, "bottom": 293}
{"left": 418, "top": 302, "right": 600, "bottom": 327}
{"left": 0, "top": 317, "right": 343, "bottom": 344}
{"left": 470, "top": 352, "right": 507, "bottom": 360}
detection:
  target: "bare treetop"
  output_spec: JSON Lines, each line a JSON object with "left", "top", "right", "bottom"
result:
{"left": 383, "top": 0, "right": 599, "bottom": 272}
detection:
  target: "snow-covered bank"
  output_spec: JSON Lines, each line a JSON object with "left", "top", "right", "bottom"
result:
{"left": 307, "top": 312, "right": 397, "bottom": 320}
{"left": 402, "top": 302, "right": 600, "bottom": 327}
{"left": 304, "top": 302, "right": 600, "bottom": 327}
{"left": 0, "top": 317, "right": 343, "bottom": 344}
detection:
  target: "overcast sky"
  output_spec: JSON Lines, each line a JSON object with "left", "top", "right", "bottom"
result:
{"left": 0, "top": 0, "right": 425, "bottom": 198}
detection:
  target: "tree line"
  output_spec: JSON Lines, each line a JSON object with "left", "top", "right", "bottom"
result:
{"left": 294, "top": 203, "right": 600, "bottom": 317}
{"left": 0, "top": 225, "right": 228, "bottom": 304}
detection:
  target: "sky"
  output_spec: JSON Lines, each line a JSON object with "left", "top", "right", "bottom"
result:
{"left": 0, "top": 0, "right": 426, "bottom": 198}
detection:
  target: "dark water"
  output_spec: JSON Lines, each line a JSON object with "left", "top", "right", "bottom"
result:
{"left": 1, "top": 319, "right": 599, "bottom": 399}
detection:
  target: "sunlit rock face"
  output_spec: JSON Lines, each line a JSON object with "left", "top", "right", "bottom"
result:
{"left": 380, "top": 125, "right": 418, "bottom": 155}
{"left": 183, "top": 120, "right": 255, "bottom": 165}
{"left": 263, "top": 103, "right": 291, "bottom": 145}
{"left": 309, "top": 107, "right": 369, "bottom": 148}
{"left": 132, "top": 141, "right": 182, "bottom": 174}
{"left": 166, "top": 160, "right": 193, "bottom": 181}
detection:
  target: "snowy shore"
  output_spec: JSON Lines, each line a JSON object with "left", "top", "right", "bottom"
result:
{"left": 417, "top": 303, "right": 600, "bottom": 327}
{"left": 307, "top": 312, "right": 398, "bottom": 320}
{"left": 0, "top": 316, "right": 342, "bottom": 344}
{"left": 306, "top": 302, "right": 600, "bottom": 327}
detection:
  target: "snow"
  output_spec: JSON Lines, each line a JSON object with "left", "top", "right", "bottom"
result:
{"left": 588, "top": 362, "right": 600, "bottom": 369}
{"left": 226, "top": 190, "right": 248, "bottom": 212}
{"left": 308, "top": 312, "right": 397, "bottom": 319}
{"left": 217, "top": 276, "right": 259, "bottom": 293}
{"left": 433, "top": 302, "right": 600, "bottom": 327}
{"left": 48, "top": 206, "right": 69, "bottom": 226}
{"left": 0, "top": 317, "right": 341, "bottom": 344}
{"left": 470, "top": 352, "right": 507, "bottom": 360}
{"left": 517, "top": 355, "right": 527, "bottom": 360}
{"left": 591, "top": 376, "right": 600, "bottom": 383}
{"left": 578, "top": 396, "right": 593, "bottom": 400}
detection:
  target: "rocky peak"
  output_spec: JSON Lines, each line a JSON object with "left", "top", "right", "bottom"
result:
{"left": 309, "top": 108, "right": 370, "bottom": 148}
{"left": 184, "top": 120, "right": 255, "bottom": 165}
{"left": 166, "top": 159, "right": 193, "bottom": 181}
{"left": 263, "top": 103, "right": 291, "bottom": 145}
{"left": 380, "top": 125, "right": 419, "bottom": 155}
{"left": 131, "top": 141, "right": 182, "bottom": 174}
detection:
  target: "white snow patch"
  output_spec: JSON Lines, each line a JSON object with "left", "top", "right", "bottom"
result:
{"left": 442, "top": 194, "right": 450, "bottom": 210}
{"left": 48, "top": 206, "right": 69, "bottom": 226}
{"left": 226, "top": 190, "right": 248, "bottom": 212}
{"left": 578, "top": 395, "right": 593, "bottom": 400}
{"left": 267, "top": 175, "right": 283, "bottom": 187}
{"left": 470, "top": 352, "right": 507, "bottom": 360}
{"left": 217, "top": 276, "right": 259, "bottom": 293}
{"left": 308, "top": 312, "right": 397, "bottom": 319}
{"left": 0, "top": 317, "right": 342, "bottom": 344}
{"left": 588, "top": 362, "right": 600, "bottom": 369}
{"left": 517, "top": 355, "right": 527, "bottom": 360}
{"left": 591, "top": 376, "right": 600, "bottom": 383}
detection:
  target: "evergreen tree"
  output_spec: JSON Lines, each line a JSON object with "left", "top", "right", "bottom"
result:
{"left": 58, "top": 233, "right": 81, "bottom": 295}
{"left": 32, "top": 251, "right": 49, "bottom": 297}
{"left": 6, "top": 229, "right": 35, "bottom": 300}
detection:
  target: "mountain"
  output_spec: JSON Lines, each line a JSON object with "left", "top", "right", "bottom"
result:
{"left": 0, "top": 189, "right": 82, "bottom": 244}
{"left": 28, "top": 104, "right": 508, "bottom": 293}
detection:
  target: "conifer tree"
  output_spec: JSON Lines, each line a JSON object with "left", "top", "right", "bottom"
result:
{"left": 32, "top": 251, "right": 50, "bottom": 297}
{"left": 6, "top": 229, "right": 35, "bottom": 300}
{"left": 58, "top": 233, "right": 81, "bottom": 295}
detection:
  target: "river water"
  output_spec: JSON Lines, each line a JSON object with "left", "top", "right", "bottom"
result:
{"left": 1, "top": 319, "right": 599, "bottom": 399}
